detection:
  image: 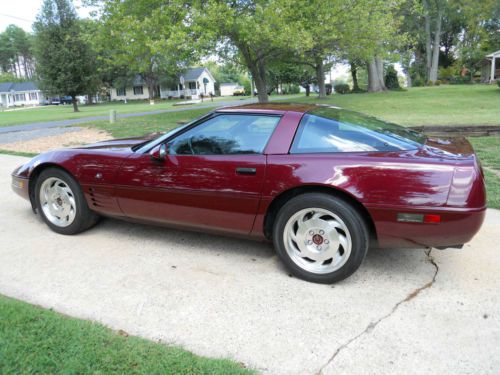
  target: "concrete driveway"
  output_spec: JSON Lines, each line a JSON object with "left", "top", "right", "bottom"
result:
{"left": 1, "top": 154, "right": 499, "bottom": 374}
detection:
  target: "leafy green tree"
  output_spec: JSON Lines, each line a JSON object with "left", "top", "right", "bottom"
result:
{"left": 193, "top": 0, "right": 309, "bottom": 103}
{"left": 33, "top": 0, "right": 97, "bottom": 111}
{"left": 94, "top": 0, "right": 198, "bottom": 101}
{"left": 0, "top": 25, "right": 35, "bottom": 79}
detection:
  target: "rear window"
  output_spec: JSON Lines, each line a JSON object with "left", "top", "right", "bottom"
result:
{"left": 290, "top": 107, "right": 426, "bottom": 154}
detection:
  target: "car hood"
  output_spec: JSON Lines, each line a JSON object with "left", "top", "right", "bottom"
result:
{"left": 75, "top": 135, "right": 156, "bottom": 151}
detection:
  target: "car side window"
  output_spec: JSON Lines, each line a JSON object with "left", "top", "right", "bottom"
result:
{"left": 169, "top": 114, "right": 280, "bottom": 155}
{"left": 290, "top": 114, "right": 418, "bottom": 153}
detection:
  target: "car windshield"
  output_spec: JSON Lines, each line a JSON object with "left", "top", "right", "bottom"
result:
{"left": 308, "top": 106, "right": 426, "bottom": 147}
{"left": 133, "top": 112, "right": 212, "bottom": 153}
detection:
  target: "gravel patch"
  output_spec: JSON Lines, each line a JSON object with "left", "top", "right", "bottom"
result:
{"left": 0, "top": 128, "right": 110, "bottom": 154}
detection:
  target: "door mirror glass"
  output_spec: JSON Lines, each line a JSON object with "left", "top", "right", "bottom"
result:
{"left": 150, "top": 143, "right": 167, "bottom": 161}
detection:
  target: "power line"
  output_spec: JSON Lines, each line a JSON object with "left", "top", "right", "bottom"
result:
{"left": 0, "top": 13, "right": 34, "bottom": 23}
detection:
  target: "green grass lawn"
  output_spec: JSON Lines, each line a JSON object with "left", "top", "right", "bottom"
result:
{"left": 0, "top": 294, "right": 253, "bottom": 374}
{"left": 86, "top": 107, "right": 212, "bottom": 138}
{"left": 0, "top": 95, "right": 255, "bottom": 128}
{"left": 469, "top": 136, "right": 500, "bottom": 209}
{"left": 286, "top": 84, "right": 500, "bottom": 126}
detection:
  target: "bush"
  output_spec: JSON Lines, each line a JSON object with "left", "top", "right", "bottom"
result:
{"left": 497, "top": 80, "right": 500, "bottom": 88}
{"left": 435, "top": 80, "right": 442, "bottom": 86}
{"left": 450, "top": 76, "right": 472, "bottom": 85}
{"left": 384, "top": 65, "right": 400, "bottom": 90}
{"left": 412, "top": 77, "right": 424, "bottom": 87}
{"left": 334, "top": 83, "right": 350, "bottom": 94}
{"left": 438, "top": 66, "right": 456, "bottom": 81}
{"left": 427, "top": 80, "right": 434, "bottom": 86}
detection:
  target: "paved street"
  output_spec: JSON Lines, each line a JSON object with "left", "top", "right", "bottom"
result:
{"left": 1, "top": 154, "right": 499, "bottom": 374}
{"left": 0, "top": 96, "right": 276, "bottom": 137}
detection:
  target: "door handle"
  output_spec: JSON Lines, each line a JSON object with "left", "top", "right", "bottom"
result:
{"left": 236, "top": 167, "right": 257, "bottom": 175}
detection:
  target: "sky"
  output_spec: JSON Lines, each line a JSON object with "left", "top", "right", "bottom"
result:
{"left": 0, "top": 0, "right": 92, "bottom": 32}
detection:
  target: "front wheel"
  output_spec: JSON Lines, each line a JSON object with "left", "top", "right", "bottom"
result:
{"left": 35, "top": 167, "right": 99, "bottom": 235}
{"left": 273, "top": 193, "right": 369, "bottom": 284}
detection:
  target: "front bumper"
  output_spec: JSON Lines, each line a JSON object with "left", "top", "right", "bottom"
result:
{"left": 11, "top": 174, "right": 30, "bottom": 200}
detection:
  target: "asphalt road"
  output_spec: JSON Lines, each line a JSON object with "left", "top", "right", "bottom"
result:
{"left": 0, "top": 96, "right": 272, "bottom": 135}
{"left": 1, "top": 154, "right": 499, "bottom": 374}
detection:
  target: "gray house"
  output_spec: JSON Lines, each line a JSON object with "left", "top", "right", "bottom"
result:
{"left": 0, "top": 82, "right": 46, "bottom": 108}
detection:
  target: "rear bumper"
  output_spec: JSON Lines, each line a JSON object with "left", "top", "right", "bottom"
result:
{"left": 369, "top": 206, "right": 486, "bottom": 248}
{"left": 11, "top": 174, "right": 30, "bottom": 201}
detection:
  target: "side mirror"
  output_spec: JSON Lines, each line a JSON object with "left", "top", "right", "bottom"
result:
{"left": 150, "top": 143, "right": 168, "bottom": 161}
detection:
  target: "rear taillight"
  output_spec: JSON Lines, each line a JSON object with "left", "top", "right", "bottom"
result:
{"left": 397, "top": 213, "right": 441, "bottom": 224}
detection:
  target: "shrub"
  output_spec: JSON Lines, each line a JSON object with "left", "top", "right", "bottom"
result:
{"left": 497, "top": 80, "right": 500, "bottom": 88}
{"left": 438, "top": 66, "right": 456, "bottom": 81}
{"left": 412, "top": 77, "right": 424, "bottom": 87}
{"left": 435, "top": 80, "right": 442, "bottom": 86}
{"left": 427, "top": 80, "right": 434, "bottom": 86}
{"left": 334, "top": 83, "right": 350, "bottom": 94}
{"left": 450, "top": 76, "right": 472, "bottom": 85}
{"left": 384, "top": 65, "right": 400, "bottom": 90}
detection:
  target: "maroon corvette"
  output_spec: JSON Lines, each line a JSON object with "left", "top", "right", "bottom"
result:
{"left": 11, "top": 103, "right": 486, "bottom": 283}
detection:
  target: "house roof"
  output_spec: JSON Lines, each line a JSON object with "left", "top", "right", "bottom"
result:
{"left": 0, "top": 81, "right": 39, "bottom": 93}
{"left": 180, "top": 67, "right": 216, "bottom": 82}
{"left": 486, "top": 50, "right": 500, "bottom": 58}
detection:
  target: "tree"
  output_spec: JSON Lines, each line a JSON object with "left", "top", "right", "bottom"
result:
{"left": 423, "top": 0, "right": 447, "bottom": 83}
{"left": 194, "top": 0, "right": 308, "bottom": 103}
{"left": 95, "top": 0, "right": 199, "bottom": 101}
{"left": 33, "top": 0, "right": 96, "bottom": 111}
{"left": 0, "top": 25, "right": 36, "bottom": 79}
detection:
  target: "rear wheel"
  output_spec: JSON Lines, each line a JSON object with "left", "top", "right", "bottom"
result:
{"left": 35, "top": 167, "right": 99, "bottom": 235}
{"left": 273, "top": 193, "right": 369, "bottom": 283}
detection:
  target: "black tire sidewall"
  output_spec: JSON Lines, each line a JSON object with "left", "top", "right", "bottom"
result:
{"left": 273, "top": 193, "right": 369, "bottom": 284}
{"left": 35, "top": 167, "right": 91, "bottom": 235}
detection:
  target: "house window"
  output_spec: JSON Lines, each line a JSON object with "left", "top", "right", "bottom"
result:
{"left": 29, "top": 92, "right": 38, "bottom": 100}
{"left": 15, "top": 94, "right": 26, "bottom": 102}
{"left": 116, "top": 87, "right": 126, "bottom": 96}
{"left": 133, "top": 85, "right": 143, "bottom": 95}
{"left": 188, "top": 82, "right": 197, "bottom": 90}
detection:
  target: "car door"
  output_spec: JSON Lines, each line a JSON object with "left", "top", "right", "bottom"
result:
{"left": 115, "top": 113, "right": 282, "bottom": 235}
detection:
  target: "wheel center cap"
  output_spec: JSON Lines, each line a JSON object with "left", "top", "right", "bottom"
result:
{"left": 312, "top": 234, "right": 324, "bottom": 245}
{"left": 56, "top": 197, "right": 63, "bottom": 206}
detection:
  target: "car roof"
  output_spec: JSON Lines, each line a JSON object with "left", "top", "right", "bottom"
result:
{"left": 216, "top": 102, "right": 319, "bottom": 115}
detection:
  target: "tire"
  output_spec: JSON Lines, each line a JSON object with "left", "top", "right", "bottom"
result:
{"left": 35, "top": 167, "right": 99, "bottom": 235}
{"left": 273, "top": 193, "right": 369, "bottom": 284}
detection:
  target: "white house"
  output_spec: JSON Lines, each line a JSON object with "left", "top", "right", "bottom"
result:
{"left": 220, "top": 82, "right": 239, "bottom": 96}
{"left": 160, "top": 67, "right": 216, "bottom": 99}
{"left": 110, "top": 75, "right": 156, "bottom": 101}
{"left": 480, "top": 50, "right": 500, "bottom": 83}
{"left": 0, "top": 82, "right": 46, "bottom": 108}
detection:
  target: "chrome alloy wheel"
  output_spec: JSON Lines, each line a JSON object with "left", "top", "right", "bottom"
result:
{"left": 39, "top": 177, "right": 76, "bottom": 227}
{"left": 283, "top": 208, "right": 352, "bottom": 274}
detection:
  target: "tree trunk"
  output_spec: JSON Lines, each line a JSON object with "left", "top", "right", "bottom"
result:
{"left": 350, "top": 62, "right": 360, "bottom": 92}
{"left": 305, "top": 84, "right": 310, "bottom": 96}
{"left": 367, "top": 57, "right": 386, "bottom": 92}
{"left": 315, "top": 57, "right": 326, "bottom": 99}
{"left": 71, "top": 96, "right": 79, "bottom": 112}
{"left": 423, "top": 0, "right": 432, "bottom": 81}
{"left": 87, "top": 94, "right": 94, "bottom": 105}
{"left": 429, "top": 8, "right": 443, "bottom": 82}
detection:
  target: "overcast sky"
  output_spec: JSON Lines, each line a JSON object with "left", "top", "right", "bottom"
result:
{"left": 0, "top": 0, "right": 92, "bottom": 32}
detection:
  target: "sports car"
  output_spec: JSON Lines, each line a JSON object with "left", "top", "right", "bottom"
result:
{"left": 11, "top": 103, "right": 486, "bottom": 283}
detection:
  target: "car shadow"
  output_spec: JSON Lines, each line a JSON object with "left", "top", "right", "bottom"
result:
{"left": 86, "top": 216, "right": 429, "bottom": 283}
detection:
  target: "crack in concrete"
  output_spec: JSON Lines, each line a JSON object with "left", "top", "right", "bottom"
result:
{"left": 316, "top": 249, "right": 439, "bottom": 375}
